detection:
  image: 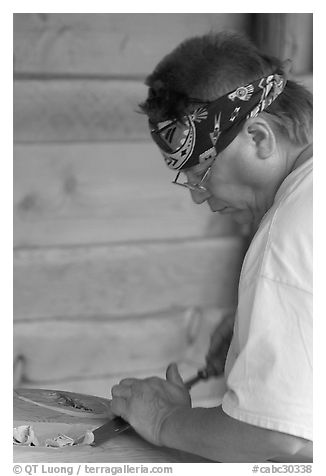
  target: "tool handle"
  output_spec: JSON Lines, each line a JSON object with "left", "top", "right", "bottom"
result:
{"left": 184, "top": 367, "right": 212, "bottom": 390}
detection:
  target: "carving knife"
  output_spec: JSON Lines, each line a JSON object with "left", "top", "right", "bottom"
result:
{"left": 88, "top": 367, "right": 215, "bottom": 446}
{"left": 90, "top": 416, "right": 131, "bottom": 446}
{"left": 73, "top": 416, "right": 131, "bottom": 446}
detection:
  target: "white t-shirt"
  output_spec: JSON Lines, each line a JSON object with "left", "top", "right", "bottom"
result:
{"left": 222, "top": 157, "right": 313, "bottom": 441}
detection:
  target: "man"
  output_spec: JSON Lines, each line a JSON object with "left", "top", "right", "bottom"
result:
{"left": 111, "top": 32, "right": 313, "bottom": 462}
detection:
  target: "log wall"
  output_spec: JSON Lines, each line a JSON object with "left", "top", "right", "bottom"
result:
{"left": 13, "top": 13, "right": 312, "bottom": 405}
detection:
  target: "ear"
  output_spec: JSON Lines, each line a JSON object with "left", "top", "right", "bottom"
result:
{"left": 245, "top": 118, "right": 276, "bottom": 159}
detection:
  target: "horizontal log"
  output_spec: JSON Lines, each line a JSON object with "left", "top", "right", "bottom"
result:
{"left": 253, "top": 13, "right": 313, "bottom": 75}
{"left": 13, "top": 307, "right": 230, "bottom": 383}
{"left": 14, "top": 315, "right": 190, "bottom": 381}
{"left": 13, "top": 74, "right": 313, "bottom": 145}
{"left": 14, "top": 143, "right": 241, "bottom": 247}
{"left": 14, "top": 80, "right": 149, "bottom": 143}
{"left": 17, "top": 369, "right": 226, "bottom": 408}
{"left": 14, "top": 13, "right": 249, "bottom": 76}
{"left": 14, "top": 238, "right": 243, "bottom": 320}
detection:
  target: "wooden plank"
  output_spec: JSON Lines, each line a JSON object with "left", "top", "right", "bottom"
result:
{"left": 13, "top": 74, "right": 313, "bottom": 144}
{"left": 13, "top": 406, "right": 208, "bottom": 463}
{"left": 14, "top": 143, "right": 241, "bottom": 247}
{"left": 252, "top": 13, "right": 313, "bottom": 75}
{"left": 13, "top": 307, "right": 230, "bottom": 381}
{"left": 14, "top": 315, "right": 190, "bottom": 381}
{"left": 13, "top": 13, "right": 250, "bottom": 76}
{"left": 283, "top": 14, "right": 313, "bottom": 74}
{"left": 13, "top": 442, "right": 208, "bottom": 464}
{"left": 14, "top": 80, "right": 149, "bottom": 143}
{"left": 13, "top": 389, "right": 209, "bottom": 462}
{"left": 13, "top": 238, "right": 243, "bottom": 320}
{"left": 17, "top": 371, "right": 227, "bottom": 408}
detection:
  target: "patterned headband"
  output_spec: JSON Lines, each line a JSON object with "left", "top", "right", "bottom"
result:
{"left": 149, "top": 72, "right": 286, "bottom": 170}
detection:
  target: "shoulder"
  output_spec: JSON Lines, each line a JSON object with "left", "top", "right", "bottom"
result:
{"left": 241, "top": 159, "right": 312, "bottom": 292}
{"left": 272, "top": 158, "right": 312, "bottom": 237}
{"left": 264, "top": 159, "right": 312, "bottom": 291}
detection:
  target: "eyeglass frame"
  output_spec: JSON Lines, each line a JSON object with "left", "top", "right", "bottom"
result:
{"left": 149, "top": 98, "right": 216, "bottom": 193}
{"left": 172, "top": 161, "right": 214, "bottom": 193}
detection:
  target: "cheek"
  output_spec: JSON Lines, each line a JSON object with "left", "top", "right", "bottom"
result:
{"left": 209, "top": 182, "right": 249, "bottom": 207}
{"left": 220, "top": 135, "right": 257, "bottom": 185}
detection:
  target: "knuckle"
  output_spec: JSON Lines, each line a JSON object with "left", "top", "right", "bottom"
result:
{"left": 146, "top": 376, "right": 162, "bottom": 387}
{"left": 111, "top": 384, "right": 119, "bottom": 395}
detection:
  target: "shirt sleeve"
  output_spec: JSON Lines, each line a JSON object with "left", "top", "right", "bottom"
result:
{"left": 222, "top": 275, "right": 312, "bottom": 440}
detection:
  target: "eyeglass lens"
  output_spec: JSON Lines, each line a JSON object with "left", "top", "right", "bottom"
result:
{"left": 172, "top": 166, "right": 211, "bottom": 192}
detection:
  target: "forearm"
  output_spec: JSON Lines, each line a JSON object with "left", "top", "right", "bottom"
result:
{"left": 159, "top": 405, "right": 309, "bottom": 462}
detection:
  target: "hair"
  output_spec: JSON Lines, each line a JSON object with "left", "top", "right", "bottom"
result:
{"left": 139, "top": 31, "right": 313, "bottom": 146}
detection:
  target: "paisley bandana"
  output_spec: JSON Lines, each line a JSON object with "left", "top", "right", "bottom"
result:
{"left": 149, "top": 72, "right": 286, "bottom": 170}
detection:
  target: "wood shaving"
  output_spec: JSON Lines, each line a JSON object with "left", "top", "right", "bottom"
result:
{"left": 13, "top": 425, "right": 39, "bottom": 446}
{"left": 49, "top": 392, "right": 93, "bottom": 412}
{"left": 13, "top": 425, "right": 94, "bottom": 448}
{"left": 45, "top": 433, "right": 75, "bottom": 448}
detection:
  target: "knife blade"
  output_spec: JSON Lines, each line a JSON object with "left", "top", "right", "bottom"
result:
{"left": 91, "top": 416, "right": 131, "bottom": 446}
{"left": 73, "top": 416, "right": 131, "bottom": 446}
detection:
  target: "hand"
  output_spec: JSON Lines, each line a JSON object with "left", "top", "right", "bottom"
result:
{"left": 111, "top": 363, "right": 191, "bottom": 446}
{"left": 205, "top": 312, "right": 235, "bottom": 376}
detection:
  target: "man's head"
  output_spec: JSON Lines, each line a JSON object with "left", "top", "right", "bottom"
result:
{"left": 140, "top": 32, "right": 313, "bottom": 224}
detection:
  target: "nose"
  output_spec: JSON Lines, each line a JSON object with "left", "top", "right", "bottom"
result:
{"left": 190, "top": 188, "right": 212, "bottom": 204}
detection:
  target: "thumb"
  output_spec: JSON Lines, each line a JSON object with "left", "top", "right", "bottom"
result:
{"left": 166, "top": 363, "right": 185, "bottom": 388}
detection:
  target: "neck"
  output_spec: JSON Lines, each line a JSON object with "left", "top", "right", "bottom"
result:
{"left": 287, "top": 143, "right": 313, "bottom": 175}
{"left": 252, "top": 142, "right": 312, "bottom": 225}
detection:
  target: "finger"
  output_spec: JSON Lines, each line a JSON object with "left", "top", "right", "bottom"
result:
{"left": 166, "top": 362, "right": 185, "bottom": 388}
{"left": 111, "top": 384, "right": 132, "bottom": 399}
{"left": 144, "top": 376, "right": 164, "bottom": 389}
{"left": 119, "top": 378, "right": 137, "bottom": 386}
{"left": 111, "top": 396, "right": 128, "bottom": 420}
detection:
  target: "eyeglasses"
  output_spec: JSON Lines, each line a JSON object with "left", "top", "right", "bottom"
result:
{"left": 172, "top": 164, "right": 213, "bottom": 193}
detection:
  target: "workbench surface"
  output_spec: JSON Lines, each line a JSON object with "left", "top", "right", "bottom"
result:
{"left": 13, "top": 388, "right": 210, "bottom": 463}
